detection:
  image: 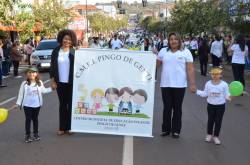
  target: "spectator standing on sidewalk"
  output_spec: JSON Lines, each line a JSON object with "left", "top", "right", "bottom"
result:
{"left": 0, "top": 38, "right": 7, "bottom": 88}
{"left": 24, "top": 39, "right": 34, "bottom": 65}
{"left": 2, "top": 39, "right": 12, "bottom": 76}
{"left": 11, "top": 41, "right": 23, "bottom": 78}
{"left": 228, "top": 34, "right": 249, "bottom": 93}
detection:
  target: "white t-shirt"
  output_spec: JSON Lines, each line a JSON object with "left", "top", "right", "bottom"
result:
{"left": 210, "top": 41, "right": 223, "bottom": 58}
{"left": 58, "top": 49, "right": 70, "bottom": 83}
{"left": 190, "top": 40, "right": 198, "bottom": 50}
{"left": 111, "top": 39, "right": 123, "bottom": 49}
{"left": 184, "top": 41, "right": 190, "bottom": 49}
{"left": 231, "top": 44, "right": 249, "bottom": 64}
{"left": 196, "top": 80, "right": 230, "bottom": 105}
{"left": 23, "top": 83, "right": 40, "bottom": 108}
{"left": 157, "top": 48, "right": 193, "bottom": 88}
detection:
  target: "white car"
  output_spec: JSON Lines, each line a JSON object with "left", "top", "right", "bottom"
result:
{"left": 30, "top": 39, "right": 59, "bottom": 71}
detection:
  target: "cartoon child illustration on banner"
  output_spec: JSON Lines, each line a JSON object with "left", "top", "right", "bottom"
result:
{"left": 132, "top": 89, "right": 148, "bottom": 113}
{"left": 118, "top": 87, "right": 133, "bottom": 115}
{"left": 91, "top": 88, "right": 105, "bottom": 111}
{"left": 105, "top": 87, "right": 119, "bottom": 112}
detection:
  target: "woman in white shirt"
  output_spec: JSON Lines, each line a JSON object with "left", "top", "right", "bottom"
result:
{"left": 157, "top": 32, "right": 196, "bottom": 138}
{"left": 210, "top": 35, "right": 223, "bottom": 67}
{"left": 228, "top": 34, "right": 249, "bottom": 90}
{"left": 90, "top": 37, "right": 101, "bottom": 48}
{"left": 50, "top": 30, "right": 77, "bottom": 135}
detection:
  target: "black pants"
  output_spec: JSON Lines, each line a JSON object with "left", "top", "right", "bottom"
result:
{"left": 57, "top": 82, "right": 73, "bottom": 131}
{"left": 0, "top": 62, "right": 2, "bottom": 85}
{"left": 211, "top": 54, "right": 221, "bottom": 67}
{"left": 199, "top": 60, "right": 207, "bottom": 76}
{"left": 207, "top": 104, "right": 225, "bottom": 137}
{"left": 23, "top": 106, "right": 40, "bottom": 135}
{"left": 191, "top": 49, "right": 197, "bottom": 60}
{"left": 27, "top": 54, "right": 31, "bottom": 65}
{"left": 13, "top": 60, "right": 20, "bottom": 76}
{"left": 232, "top": 63, "right": 245, "bottom": 88}
{"left": 161, "top": 87, "right": 186, "bottom": 134}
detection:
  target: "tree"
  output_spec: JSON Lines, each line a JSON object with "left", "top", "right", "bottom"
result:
{"left": 14, "top": 3, "right": 35, "bottom": 43}
{"left": 224, "top": 1, "right": 250, "bottom": 35}
{"left": 88, "top": 13, "right": 128, "bottom": 33}
{"left": 0, "top": 0, "right": 16, "bottom": 24}
{"left": 32, "top": 0, "right": 74, "bottom": 37}
{"left": 139, "top": 16, "right": 153, "bottom": 32}
{"left": 166, "top": 0, "right": 229, "bottom": 36}
{"left": 139, "top": 16, "right": 165, "bottom": 34}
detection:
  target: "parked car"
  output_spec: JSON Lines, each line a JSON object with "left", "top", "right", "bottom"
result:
{"left": 30, "top": 39, "right": 59, "bottom": 71}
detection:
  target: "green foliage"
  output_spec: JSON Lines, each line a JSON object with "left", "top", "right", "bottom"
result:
{"left": 225, "top": 1, "right": 250, "bottom": 35}
{"left": 87, "top": 13, "right": 128, "bottom": 33}
{"left": 166, "top": 0, "right": 229, "bottom": 36}
{"left": 0, "top": 0, "right": 17, "bottom": 24}
{"left": 14, "top": 3, "right": 35, "bottom": 43}
{"left": 139, "top": 16, "right": 165, "bottom": 34}
{"left": 32, "top": 0, "right": 74, "bottom": 37}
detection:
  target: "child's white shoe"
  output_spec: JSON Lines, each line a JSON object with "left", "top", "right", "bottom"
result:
{"left": 213, "top": 137, "right": 221, "bottom": 145}
{"left": 205, "top": 135, "right": 212, "bottom": 142}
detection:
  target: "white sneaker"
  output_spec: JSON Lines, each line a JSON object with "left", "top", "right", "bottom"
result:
{"left": 205, "top": 135, "right": 212, "bottom": 142}
{"left": 213, "top": 137, "right": 221, "bottom": 145}
{"left": 243, "top": 91, "right": 248, "bottom": 95}
{"left": 14, "top": 76, "right": 22, "bottom": 78}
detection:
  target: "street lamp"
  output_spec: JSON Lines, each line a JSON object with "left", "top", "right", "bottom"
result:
{"left": 85, "top": 0, "right": 88, "bottom": 42}
{"left": 117, "top": 0, "right": 122, "bottom": 8}
{"left": 142, "top": 0, "right": 147, "bottom": 7}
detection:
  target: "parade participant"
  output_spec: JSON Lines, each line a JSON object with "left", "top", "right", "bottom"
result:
{"left": 90, "top": 37, "right": 101, "bottom": 48}
{"left": 198, "top": 38, "right": 209, "bottom": 76}
{"left": 190, "top": 37, "right": 198, "bottom": 60}
{"left": 50, "top": 29, "right": 77, "bottom": 135}
{"left": 16, "top": 66, "right": 52, "bottom": 143}
{"left": 11, "top": 41, "right": 23, "bottom": 78}
{"left": 111, "top": 34, "right": 123, "bottom": 49}
{"left": 157, "top": 32, "right": 196, "bottom": 138}
{"left": 156, "top": 33, "right": 165, "bottom": 52}
{"left": 141, "top": 38, "right": 151, "bottom": 51}
{"left": 228, "top": 34, "right": 248, "bottom": 93}
{"left": 196, "top": 67, "right": 232, "bottom": 145}
{"left": 210, "top": 35, "right": 223, "bottom": 67}
{"left": 183, "top": 37, "right": 191, "bottom": 50}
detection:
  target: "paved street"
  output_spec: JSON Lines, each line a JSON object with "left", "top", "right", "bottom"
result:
{"left": 1, "top": 64, "right": 250, "bottom": 165}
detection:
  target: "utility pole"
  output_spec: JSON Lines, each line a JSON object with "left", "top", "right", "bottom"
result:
{"left": 85, "top": 0, "right": 88, "bottom": 41}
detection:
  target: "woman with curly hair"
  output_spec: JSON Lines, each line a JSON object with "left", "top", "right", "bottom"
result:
{"left": 50, "top": 29, "right": 77, "bottom": 135}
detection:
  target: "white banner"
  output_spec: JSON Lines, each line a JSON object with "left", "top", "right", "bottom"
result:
{"left": 71, "top": 49, "right": 156, "bottom": 137}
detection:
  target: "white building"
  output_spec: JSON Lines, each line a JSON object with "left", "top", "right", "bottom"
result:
{"left": 95, "top": 3, "right": 117, "bottom": 19}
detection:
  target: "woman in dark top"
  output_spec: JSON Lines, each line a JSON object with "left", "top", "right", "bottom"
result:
{"left": 50, "top": 29, "right": 77, "bottom": 135}
{"left": 144, "top": 38, "right": 150, "bottom": 51}
{"left": 198, "top": 38, "right": 209, "bottom": 76}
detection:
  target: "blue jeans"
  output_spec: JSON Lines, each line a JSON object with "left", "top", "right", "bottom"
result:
{"left": 2, "top": 60, "right": 10, "bottom": 76}
{"left": 0, "top": 61, "right": 3, "bottom": 85}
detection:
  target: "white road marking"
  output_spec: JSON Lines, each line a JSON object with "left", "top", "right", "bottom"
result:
{"left": 43, "top": 79, "right": 51, "bottom": 84}
{"left": 0, "top": 97, "right": 16, "bottom": 106}
{"left": 0, "top": 79, "right": 51, "bottom": 106}
{"left": 122, "top": 136, "right": 134, "bottom": 165}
